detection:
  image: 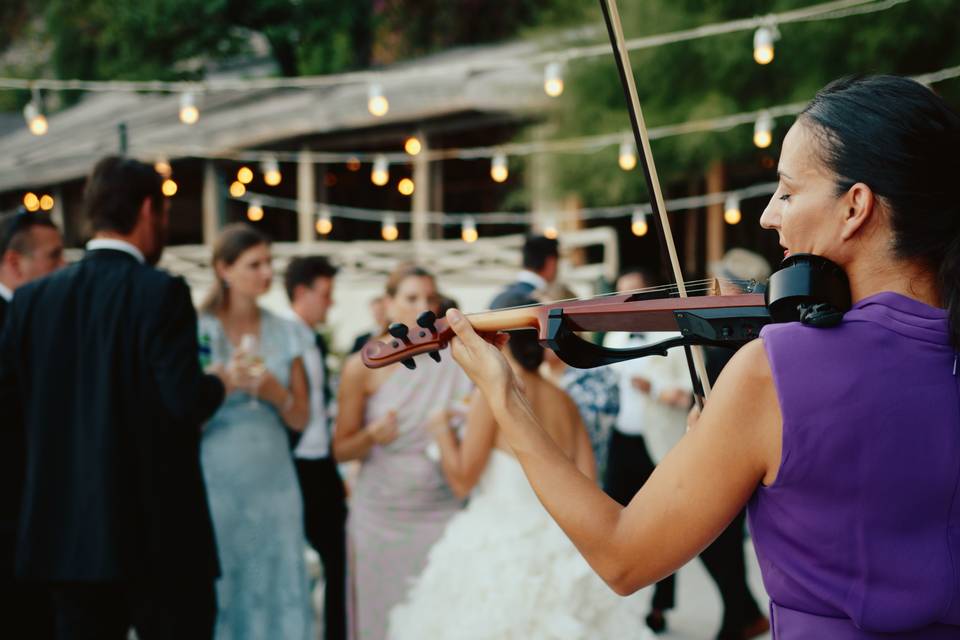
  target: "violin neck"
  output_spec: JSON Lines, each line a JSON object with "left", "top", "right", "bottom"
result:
{"left": 465, "top": 307, "right": 541, "bottom": 332}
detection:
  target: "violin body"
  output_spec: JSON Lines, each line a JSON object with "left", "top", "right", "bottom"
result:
{"left": 360, "top": 253, "right": 851, "bottom": 371}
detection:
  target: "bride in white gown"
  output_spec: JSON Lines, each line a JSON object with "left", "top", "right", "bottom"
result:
{"left": 388, "top": 332, "right": 643, "bottom": 640}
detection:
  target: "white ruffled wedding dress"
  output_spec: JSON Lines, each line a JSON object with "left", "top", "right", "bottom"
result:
{"left": 388, "top": 449, "right": 644, "bottom": 640}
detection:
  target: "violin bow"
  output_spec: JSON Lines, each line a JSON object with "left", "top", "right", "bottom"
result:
{"left": 598, "top": 0, "right": 713, "bottom": 405}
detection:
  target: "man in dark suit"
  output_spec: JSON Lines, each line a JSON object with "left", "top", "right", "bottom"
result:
{"left": 0, "top": 157, "right": 226, "bottom": 639}
{"left": 489, "top": 234, "right": 559, "bottom": 309}
{"left": 0, "top": 209, "right": 64, "bottom": 638}
{"left": 284, "top": 256, "right": 347, "bottom": 640}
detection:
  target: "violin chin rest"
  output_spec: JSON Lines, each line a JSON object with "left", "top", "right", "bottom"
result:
{"left": 798, "top": 303, "right": 844, "bottom": 328}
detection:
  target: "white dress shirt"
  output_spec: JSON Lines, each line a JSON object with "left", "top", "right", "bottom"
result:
{"left": 284, "top": 310, "right": 331, "bottom": 459}
{"left": 86, "top": 238, "right": 145, "bottom": 263}
{"left": 0, "top": 282, "right": 12, "bottom": 302}
{"left": 516, "top": 270, "right": 548, "bottom": 294}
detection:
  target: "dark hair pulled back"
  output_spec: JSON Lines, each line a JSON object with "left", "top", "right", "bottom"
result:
{"left": 800, "top": 75, "right": 960, "bottom": 347}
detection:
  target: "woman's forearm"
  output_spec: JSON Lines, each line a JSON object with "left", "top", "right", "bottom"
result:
{"left": 434, "top": 427, "right": 470, "bottom": 498}
{"left": 333, "top": 427, "right": 376, "bottom": 462}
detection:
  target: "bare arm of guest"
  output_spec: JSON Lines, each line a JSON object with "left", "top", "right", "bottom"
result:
{"left": 447, "top": 309, "right": 780, "bottom": 596}
{"left": 332, "top": 354, "right": 398, "bottom": 462}
{"left": 256, "top": 357, "right": 310, "bottom": 431}
{"left": 429, "top": 389, "right": 498, "bottom": 499}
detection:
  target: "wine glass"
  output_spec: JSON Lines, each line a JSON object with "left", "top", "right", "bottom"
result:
{"left": 239, "top": 333, "right": 266, "bottom": 407}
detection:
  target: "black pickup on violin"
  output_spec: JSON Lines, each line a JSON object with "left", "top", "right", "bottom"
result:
{"left": 360, "top": 254, "right": 852, "bottom": 371}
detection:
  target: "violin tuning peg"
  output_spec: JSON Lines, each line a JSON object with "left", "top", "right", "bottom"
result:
{"left": 416, "top": 311, "right": 438, "bottom": 330}
{"left": 401, "top": 358, "right": 417, "bottom": 370}
{"left": 388, "top": 323, "right": 410, "bottom": 340}
{"left": 428, "top": 350, "right": 441, "bottom": 363}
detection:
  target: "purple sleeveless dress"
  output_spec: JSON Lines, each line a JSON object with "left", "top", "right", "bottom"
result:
{"left": 750, "top": 292, "right": 960, "bottom": 638}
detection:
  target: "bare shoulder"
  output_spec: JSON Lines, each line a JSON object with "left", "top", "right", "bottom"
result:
{"left": 341, "top": 351, "right": 370, "bottom": 387}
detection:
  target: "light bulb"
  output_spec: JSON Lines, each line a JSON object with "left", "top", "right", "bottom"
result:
{"left": 461, "top": 217, "right": 478, "bottom": 243}
{"left": 404, "top": 136, "right": 422, "bottom": 156}
{"left": 23, "top": 101, "right": 47, "bottom": 136}
{"left": 544, "top": 62, "right": 564, "bottom": 98}
{"left": 490, "top": 153, "right": 508, "bottom": 183}
{"left": 179, "top": 92, "right": 199, "bottom": 124}
{"left": 381, "top": 214, "right": 398, "bottom": 241}
{"left": 23, "top": 192, "right": 40, "bottom": 212}
{"left": 631, "top": 210, "right": 648, "bottom": 236}
{"left": 262, "top": 157, "right": 282, "bottom": 186}
{"left": 371, "top": 155, "right": 389, "bottom": 186}
{"left": 237, "top": 166, "right": 254, "bottom": 184}
{"left": 161, "top": 178, "right": 178, "bottom": 197}
{"left": 753, "top": 26, "right": 776, "bottom": 65}
{"left": 154, "top": 158, "right": 172, "bottom": 177}
{"left": 368, "top": 83, "right": 389, "bottom": 117}
{"left": 753, "top": 111, "right": 773, "bottom": 149}
{"left": 724, "top": 196, "right": 742, "bottom": 225}
{"left": 39, "top": 194, "right": 54, "bottom": 211}
{"left": 618, "top": 140, "right": 637, "bottom": 171}
{"left": 229, "top": 181, "right": 246, "bottom": 197}
{"left": 346, "top": 157, "right": 361, "bottom": 172}
{"left": 398, "top": 178, "right": 415, "bottom": 196}
{"left": 247, "top": 200, "right": 264, "bottom": 222}
{"left": 543, "top": 221, "right": 558, "bottom": 240}
{"left": 316, "top": 210, "right": 333, "bottom": 236}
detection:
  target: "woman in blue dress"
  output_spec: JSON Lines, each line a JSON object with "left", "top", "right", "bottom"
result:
{"left": 198, "top": 224, "right": 314, "bottom": 640}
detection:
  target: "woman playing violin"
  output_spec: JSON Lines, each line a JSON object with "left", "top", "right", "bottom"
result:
{"left": 444, "top": 75, "right": 960, "bottom": 638}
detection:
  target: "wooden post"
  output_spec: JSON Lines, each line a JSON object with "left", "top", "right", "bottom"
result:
{"left": 705, "top": 161, "right": 725, "bottom": 268}
{"left": 297, "top": 147, "right": 315, "bottom": 244}
{"left": 202, "top": 160, "right": 221, "bottom": 247}
{"left": 412, "top": 129, "right": 430, "bottom": 258}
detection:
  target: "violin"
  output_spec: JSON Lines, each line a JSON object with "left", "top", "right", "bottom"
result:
{"left": 360, "top": 253, "right": 852, "bottom": 371}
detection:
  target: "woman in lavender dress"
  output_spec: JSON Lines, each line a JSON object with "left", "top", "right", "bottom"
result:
{"left": 334, "top": 265, "right": 472, "bottom": 640}
{"left": 442, "top": 75, "right": 960, "bottom": 638}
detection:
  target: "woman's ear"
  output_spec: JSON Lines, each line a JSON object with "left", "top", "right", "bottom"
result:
{"left": 839, "top": 182, "right": 876, "bottom": 241}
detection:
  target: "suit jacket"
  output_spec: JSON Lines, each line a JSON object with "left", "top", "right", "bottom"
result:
{"left": 489, "top": 280, "right": 537, "bottom": 310}
{"left": 0, "top": 249, "right": 224, "bottom": 582}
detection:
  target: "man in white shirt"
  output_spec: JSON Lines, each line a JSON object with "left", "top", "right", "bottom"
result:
{"left": 602, "top": 267, "right": 692, "bottom": 635}
{"left": 284, "top": 255, "right": 346, "bottom": 640}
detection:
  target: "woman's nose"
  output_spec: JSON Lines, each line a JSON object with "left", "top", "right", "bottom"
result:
{"left": 759, "top": 200, "right": 779, "bottom": 230}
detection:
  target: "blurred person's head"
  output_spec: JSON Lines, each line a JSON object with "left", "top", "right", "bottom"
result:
{"left": 370, "top": 295, "right": 388, "bottom": 330}
{"left": 285, "top": 255, "right": 337, "bottom": 326}
{"left": 437, "top": 294, "right": 459, "bottom": 318}
{"left": 201, "top": 224, "right": 272, "bottom": 313}
{"left": 384, "top": 264, "right": 439, "bottom": 329}
{"left": 83, "top": 156, "right": 167, "bottom": 265}
{"left": 522, "top": 235, "right": 559, "bottom": 283}
{"left": 615, "top": 267, "right": 656, "bottom": 294}
{"left": 0, "top": 210, "right": 64, "bottom": 291}
{"left": 506, "top": 328, "right": 544, "bottom": 374}
{"left": 710, "top": 248, "right": 772, "bottom": 295}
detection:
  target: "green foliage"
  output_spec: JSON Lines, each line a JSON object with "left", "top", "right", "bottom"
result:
{"left": 549, "top": 0, "right": 960, "bottom": 207}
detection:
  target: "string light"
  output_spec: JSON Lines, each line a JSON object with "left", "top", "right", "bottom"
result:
{"left": 381, "top": 213, "right": 399, "bottom": 241}
{"left": 404, "top": 136, "right": 422, "bottom": 156}
{"left": 753, "top": 111, "right": 773, "bottom": 148}
{"left": 161, "top": 178, "right": 178, "bottom": 196}
{"left": 544, "top": 62, "right": 564, "bottom": 98}
{"left": 367, "top": 83, "right": 389, "bottom": 117}
{"left": 398, "top": 177, "right": 415, "bottom": 196}
{"left": 23, "top": 192, "right": 40, "bottom": 211}
{"left": 316, "top": 208, "right": 333, "bottom": 235}
{"left": 753, "top": 25, "right": 778, "bottom": 65}
{"left": 23, "top": 89, "right": 47, "bottom": 136}
{"left": 262, "top": 157, "right": 282, "bottom": 186}
{"left": 618, "top": 140, "right": 637, "bottom": 171}
{"left": 247, "top": 199, "right": 264, "bottom": 221}
{"left": 346, "top": 157, "right": 361, "bottom": 171}
{"left": 154, "top": 157, "right": 172, "bottom": 177}
{"left": 236, "top": 166, "right": 254, "bottom": 184}
{"left": 461, "top": 216, "right": 478, "bottom": 243}
{"left": 229, "top": 181, "right": 246, "bottom": 197}
{"left": 178, "top": 91, "right": 199, "bottom": 124}
{"left": 724, "top": 196, "right": 742, "bottom": 225}
{"left": 631, "top": 210, "right": 649, "bottom": 236}
{"left": 39, "top": 194, "right": 54, "bottom": 211}
{"left": 371, "top": 155, "right": 389, "bottom": 186}
{"left": 543, "top": 219, "right": 558, "bottom": 240}
{"left": 490, "top": 153, "right": 508, "bottom": 183}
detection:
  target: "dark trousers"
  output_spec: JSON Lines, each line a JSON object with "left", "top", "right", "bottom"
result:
{"left": 3, "top": 528, "right": 56, "bottom": 640}
{"left": 48, "top": 579, "right": 216, "bottom": 640}
{"left": 603, "top": 430, "right": 763, "bottom": 635}
{"left": 602, "top": 430, "right": 675, "bottom": 611}
{"left": 295, "top": 456, "right": 348, "bottom": 640}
